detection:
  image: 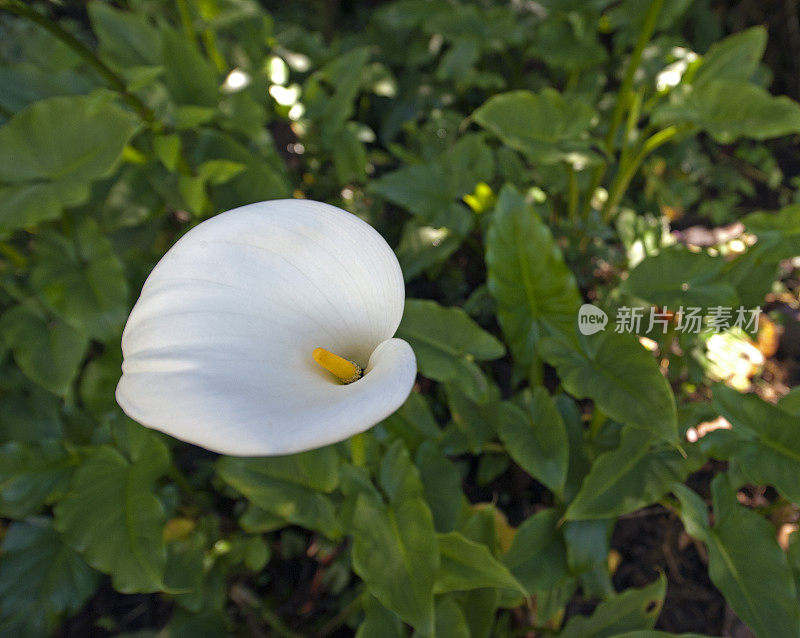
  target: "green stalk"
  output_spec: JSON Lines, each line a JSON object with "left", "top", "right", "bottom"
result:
{"left": 350, "top": 432, "right": 366, "bottom": 467}
{"left": 602, "top": 124, "right": 689, "bottom": 221}
{"left": 566, "top": 163, "right": 579, "bottom": 221}
{"left": 0, "top": 0, "right": 154, "bottom": 122}
{"left": 581, "top": 0, "right": 665, "bottom": 217}
{"left": 175, "top": 0, "right": 198, "bottom": 45}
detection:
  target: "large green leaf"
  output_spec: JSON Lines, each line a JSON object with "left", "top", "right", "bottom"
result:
{"left": 435, "top": 531, "right": 526, "bottom": 595}
{"left": 621, "top": 246, "right": 739, "bottom": 312}
{"left": 0, "top": 441, "right": 76, "bottom": 518}
{"left": 0, "top": 303, "right": 89, "bottom": 397}
{"left": 161, "top": 29, "right": 218, "bottom": 106}
{"left": 486, "top": 185, "right": 581, "bottom": 369}
{"left": 539, "top": 329, "right": 678, "bottom": 441}
{"left": 653, "top": 79, "right": 800, "bottom": 143}
{"left": 216, "top": 447, "right": 341, "bottom": 539}
{"left": 692, "top": 26, "right": 766, "bottom": 87}
{"left": 502, "top": 508, "right": 569, "bottom": 593}
{"left": 351, "top": 441, "right": 439, "bottom": 635}
{"left": 0, "top": 95, "right": 140, "bottom": 232}
{"left": 31, "top": 218, "right": 129, "bottom": 341}
{"left": 54, "top": 437, "right": 170, "bottom": 593}
{"left": 415, "top": 441, "right": 465, "bottom": 533}
{"left": 708, "top": 385, "right": 800, "bottom": 504}
{"left": 565, "top": 427, "right": 702, "bottom": 520}
{"left": 0, "top": 518, "right": 99, "bottom": 637}
{"left": 396, "top": 299, "right": 505, "bottom": 402}
{"left": 674, "top": 474, "right": 800, "bottom": 638}
{"left": 473, "top": 88, "right": 596, "bottom": 163}
{"left": 498, "top": 387, "right": 569, "bottom": 497}
{"left": 88, "top": 1, "right": 161, "bottom": 69}
{"left": 557, "top": 576, "right": 666, "bottom": 638}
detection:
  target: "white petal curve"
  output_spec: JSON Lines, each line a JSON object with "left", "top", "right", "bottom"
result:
{"left": 116, "top": 199, "right": 416, "bottom": 455}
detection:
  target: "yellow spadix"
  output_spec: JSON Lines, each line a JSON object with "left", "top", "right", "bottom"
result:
{"left": 313, "top": 347, "right": 362, "bottom": 384}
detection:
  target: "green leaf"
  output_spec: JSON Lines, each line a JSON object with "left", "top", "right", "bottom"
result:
{"left": 216, "top": 448, "right": 341, "bottom": 539}
{"left": 486, "top": 185, "right": 581, "bottom": 369}
{"left": 428, "top": 595, "right": 470, "bottom": 638}
{"left": 565, "top": 427, "right": 702, "bottom": 520}
{"left": 779, "top": 387, "right": 800, "bottom": 416}
{"left": 370, "top": 134, "right": 493, "bottom": 231}
{"left": 435, "top": 531, "right": 526, "bottom": 595}
{"left": 304, "top": 47, "right": 371, "bottom": 129}
{"left": 534, "top": 16, "right": 608, "bottom": 71}
{"left": 653, "top": 79, "right": 800, "bottom": 144}
{"left": 356, "top": 593, "right": 404, "bottom": 638}
{"left": 164, "top": 533, "right": 207, "bottom": 613}
{"left": 563, "top": 518, "right": 614, "bottom": 575}
{"left": 0, "top": 369, "right": 63, "bottom": 442}
{"left": 710, "top": 385, "right": 800, "bottom": 504}
{"left": 498, "top": 387, "right": 569, "bottom": 497}
{"left": 539, "top": 330, "right": 678, "bottom": 441}
{"left": 473, "top": 89, "right": 596, "bottom": 163}
{"left": 31, "top": 218, "right": 129, "bottom": 341}
{"left": 396, "top": 221, "right": 462, "bottom": 281}
{"left": 621, "top": 246, "right": 739, "bottom": 311}
{"left": 197, "top": 159, "right": 247, "bottom": 185}
{"left": 557, "top": 576, "right": 666, "bottom": 638}
{"left": 379, "top": 391, "right": 441, "bottom": 450}
{"left": 446, "top": 383, "right": 501, "bottom": 454}
{"left": 0, "top": 303, "right": 89, "bottom": 396}
{"left": 742, "top": 204, "right": 800, "bottom": 261}
{"left": 351, "top": 442, "right": 439, "bottom": 635}
{"left": 397, "top": 299, "right": 505, "bottom": 402}
{"left": 673, "top": 474, "right": 800, "bottom": 638}
{"left": 614, "top": 632, "right": 715, "bottom": 638}
{"left": 0, "top": 518, "right": 99, "bottom": 637}
{"left": 503, "top": 509, "right": 569, "bottom": 593}
{"left": 693, "top": 26, "right": 767, "bottom": 87}
{"left": 192, "top": 129, "right": 290, "bottom": 209}
{"left": 88, "top": 1, "right": 161, "bottom": 69}
{"left": 54, "top": 438, "right": 170, "bottom": 593}
{"left": 0, "top": 95, "right": 140, "bottom": 233}
{"left": 161, "top": 29, "right": 218, "bottom": 106}
{"left": 415, "top": 441, "right": 465, "bottom": 533}
{"left": 0, "top": 441, "right": 76, "bottom": 517}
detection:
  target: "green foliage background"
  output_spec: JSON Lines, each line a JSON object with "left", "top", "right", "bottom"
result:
{"left": 1, "top": 0, "right": 800, "bottom": 636}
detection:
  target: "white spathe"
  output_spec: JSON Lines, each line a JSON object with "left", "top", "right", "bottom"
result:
{"left": 116, "top": 199, "right": 417, "bottom": 456}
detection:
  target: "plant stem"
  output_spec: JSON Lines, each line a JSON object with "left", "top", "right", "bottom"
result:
{"left": 581, "top": 0, "right": 665, "bottom": 217}
{"left": 602, "top": 124, "right": 688, "bottom": 221}
{"left": 350, "top": 432, "right": 366, "bottom": 467}
{"left": 0, "top": 0, "right": 154, "bottom": 122}
{"left": 566, "top": 163, "right": 579, "bottom": 222}
{"left": 175, "top": 0, "right": 198, "bottom": 45}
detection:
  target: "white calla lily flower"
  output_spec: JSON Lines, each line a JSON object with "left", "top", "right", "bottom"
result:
{"left": 116, "top": 199, "right": 417, "bottom": 456}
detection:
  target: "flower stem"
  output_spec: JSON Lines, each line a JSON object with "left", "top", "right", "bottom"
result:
{"left": 350, "top": 433, "right": 366, "bottom": 467}
{"left": 602, "top": 124, "right": 689, "bottom": 221}
{"left": 581, "top": 0, "right": 664, "bottom": 217}
{"left": 0, "top": 0, "right": 154, "bottom": 122}
{"left": 566, "top": 163, "right": 579, "bottom": 222}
